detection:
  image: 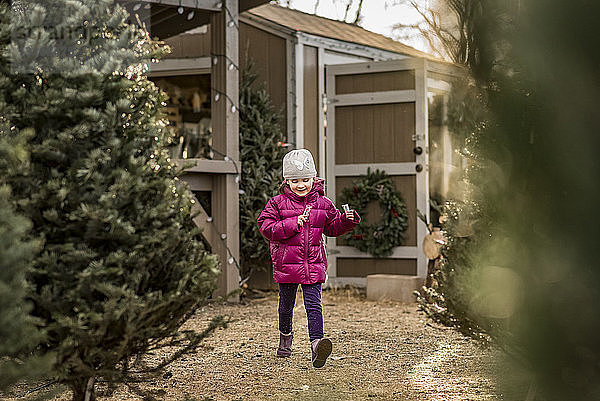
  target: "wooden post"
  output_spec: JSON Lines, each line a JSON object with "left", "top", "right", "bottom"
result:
{"left": 211, "top": 0, "right": 240, "bottom": 301}
{"left": 294, "top": 41, "right": 304, "bottom": 149}
{"left": 414, "top": 58, "right": 430, "bottom": 280}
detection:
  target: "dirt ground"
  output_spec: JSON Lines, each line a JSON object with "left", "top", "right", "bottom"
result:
{"left": 10, "top": 288, "right": 508, "bottom": 401}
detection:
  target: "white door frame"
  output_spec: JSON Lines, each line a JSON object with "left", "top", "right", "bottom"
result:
{"left": 324, "top": 58, "right": 430, "bottom": 287}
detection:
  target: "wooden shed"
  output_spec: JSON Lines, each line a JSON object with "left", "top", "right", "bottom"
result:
{"left": 144, "top": 3, "right": 463, "bottom": 290}
{"left": 117, "top": 0, "right": 272, "bottom": 300}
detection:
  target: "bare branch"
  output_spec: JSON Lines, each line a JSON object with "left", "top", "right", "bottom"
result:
{"left": 343, "top": 0, "right": 352, "bottom": 22}
{"left": 352, "top": 0, "right": 365, "bottom": 25}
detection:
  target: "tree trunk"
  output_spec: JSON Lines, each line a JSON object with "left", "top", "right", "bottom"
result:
{"left": 71, "top": 377, "right": 96, "bottom": 401}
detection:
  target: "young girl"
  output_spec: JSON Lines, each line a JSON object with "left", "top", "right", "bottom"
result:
{"left": 257, "top": 149, "right": 360, "bottom": 368}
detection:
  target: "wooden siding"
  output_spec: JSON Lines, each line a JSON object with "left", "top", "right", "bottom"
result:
{"left": 334, "top": 103, "right": 416, "bottom": 164}
{"left": 161, "top": 22, "right": 288, "bottom": 138}
{"left": 164, "top": 32, "right": 212, "bottom": 58}
{"left": 335, "top": 70, "right": 415, "bottom": 94}
{"left": 239, "top": 22, "right": 288, "bottom": 138}
{"left": 337, "top": 258, "right": 417, "bottom": 277}
{"left": 246, "top": 267, "right": 277, "bottom": 290}
{"left": 335, "top": 175, "right": 417, "bottom": 247}
{"left": 303, "top": 45, "right": 319, "bottom": 172}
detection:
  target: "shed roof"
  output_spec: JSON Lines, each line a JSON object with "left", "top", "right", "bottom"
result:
{"left": 245, "top": 4, "right": 433, "bottom": 59}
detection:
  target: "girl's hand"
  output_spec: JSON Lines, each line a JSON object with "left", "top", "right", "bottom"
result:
{"left": 298, "top": 214, "right": 308, "bottom": 227}
{"left": 345, "top": 210, "right": 355, "bottom": 220}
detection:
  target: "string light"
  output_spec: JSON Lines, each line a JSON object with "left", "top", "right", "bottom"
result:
{"left": 221, "top": 2, "right": 239, "bottom": 30}
{"left": 125, "top": 0, "right": 252, "bottom": 289}
{"left": 211, "top": 53, "right": 239, "bottom": 70}
{"left": 200, "top": 211, "right": 243, "bottom": 282}
{"left": 212, "top": 88, "right": 238, "bottom": 114}
{"left": 210, "top": 52, "right": 240, "bottom": 112}
{"left": 126, "top": 0, "right": 241, "bottom": 41}
{"left": 207, "top": 147, "right": 240, "bottom": 186}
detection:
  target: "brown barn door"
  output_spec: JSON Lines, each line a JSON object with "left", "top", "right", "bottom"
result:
{"left": 325, "top": 58, "right": 430, "bottom": 286}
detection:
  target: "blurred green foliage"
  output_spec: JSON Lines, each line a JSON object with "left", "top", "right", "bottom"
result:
{"left": 0, "top": 126, "right": 53, "bottom": 393}
{"left": 417, "top": 0, "right": 600, "bottom": 399}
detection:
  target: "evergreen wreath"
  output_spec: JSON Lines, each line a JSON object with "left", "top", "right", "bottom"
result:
{"left": 338, "top": 168, "right": 409, "bottom": 257}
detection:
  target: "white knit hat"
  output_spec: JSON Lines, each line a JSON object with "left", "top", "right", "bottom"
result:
{"left": 282, "top": 149, "right": 317, "bottom": 179}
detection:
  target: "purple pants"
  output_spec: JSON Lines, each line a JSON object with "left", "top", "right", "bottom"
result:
{"left": 278, "top": 283, "right": 323, "bottom": 342}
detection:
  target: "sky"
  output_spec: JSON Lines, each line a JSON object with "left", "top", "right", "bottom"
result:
{"left": 277, "top": 0, "right": 429, "bottom": 52}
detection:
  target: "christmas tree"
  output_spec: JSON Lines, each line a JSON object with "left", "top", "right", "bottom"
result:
{"left": 2, "top": 1, "right": 219, "bottom": 399}
{"left": 416, "top": 1, "right": 600, "bottom": 399}
{"left": 0, "top": 124, "right": 52, "bottom": 392}
{"left": 239, "top": 63, "right": 287, "bottom": 281}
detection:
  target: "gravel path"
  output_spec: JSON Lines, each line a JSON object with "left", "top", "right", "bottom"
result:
{"left": 100, "top": 288, "right": 503, "bottom": 401}
{"left": 8, "top": 288, "right": 505, "bottom": 401}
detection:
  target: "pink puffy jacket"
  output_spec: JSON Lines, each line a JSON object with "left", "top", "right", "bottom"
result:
{"left": 257, "top": 179, "right": 360, "bottom": 284}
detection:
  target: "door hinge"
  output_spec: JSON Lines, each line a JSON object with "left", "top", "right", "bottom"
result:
{"left": 322, "top": 94, "right": 339, "bottom": 105}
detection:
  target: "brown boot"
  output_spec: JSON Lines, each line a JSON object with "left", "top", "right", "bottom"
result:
{"left": 277, "top": 332, "right": 293, "bottom": 357}
{"left": 311, "top": 338, "right": 332, "bottom": 368}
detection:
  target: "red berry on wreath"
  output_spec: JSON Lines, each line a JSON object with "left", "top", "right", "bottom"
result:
{"left": 353, "top": 186, "right": 359, "bottom": 195}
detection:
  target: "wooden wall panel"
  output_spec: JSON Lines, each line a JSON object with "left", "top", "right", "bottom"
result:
{"left": 372, "top": 104, "right": 394, "bottom": 163}
{"left": 239, "top": 22, "right": 288, "bottom": 138}
{"left": 334, "top": 103, "right": 416, "bottom": 164}
{"left": 352, "top": 102, "right": 373, "bottom": 164}
{"left": 334, "top": 107, "right": 353, "bottom": 166}
{"left": 246, "top": 266, "right": 277, "bottom": 290}
{"left": 394, "top": 103, "right": 417, "bottom": 163}
{"left": 164, "top": 32, "right": 212, "bottom": 58}
{"left": 336, "top": 175, "right": 417, "bottom": 246}
{"left": 337, "top": 258, "right": 417, "bottom": 277}
{"left": 335, "top": 70, "right": 415, "bottom": 95}
{"left": 303, "top": 45, "right": 319, "bottom": 171}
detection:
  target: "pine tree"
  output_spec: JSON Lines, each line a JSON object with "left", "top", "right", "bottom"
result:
{"left": 239, "top": 63, "right": 287, "bottom": 281}
{"left": 417, "top": 1, "right": 600, "bottom": 399}
{"left": 415, "top": 77, "right": 495, "bottom": 343}
{"left": 0, "top": 125, "right": 52, "bottom": 392}
{"left": 2, "top": 1, "right": 220, "bottom": 399}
